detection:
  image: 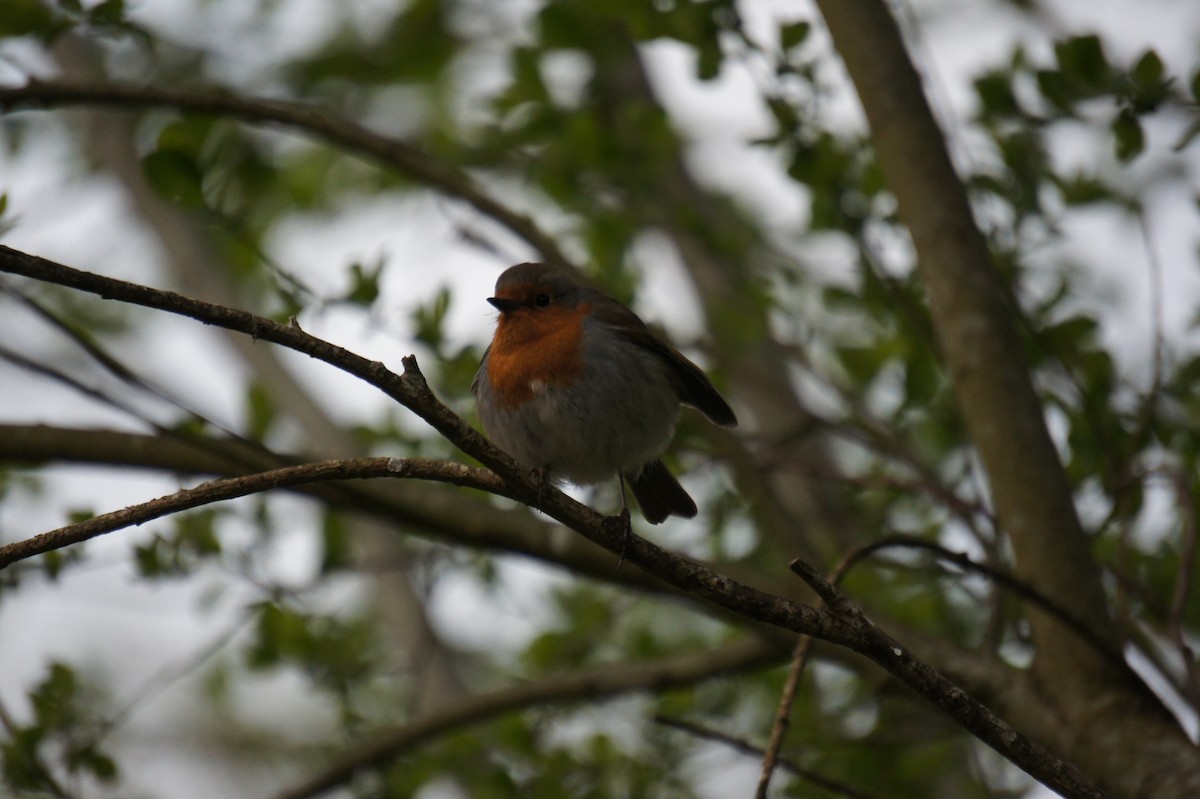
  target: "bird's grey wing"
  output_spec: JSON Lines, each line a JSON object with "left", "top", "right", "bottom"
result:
{"left": 589, "top": 301, "right": 737, "bottom": 428}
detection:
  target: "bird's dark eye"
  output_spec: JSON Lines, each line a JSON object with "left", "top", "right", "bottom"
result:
{"left": 533, "top": 294, "right": 551, "bottom": 307}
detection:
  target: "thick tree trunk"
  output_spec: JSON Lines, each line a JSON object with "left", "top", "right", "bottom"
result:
{"left": 814, "top": 1, "right": 1200, "bottom": 795}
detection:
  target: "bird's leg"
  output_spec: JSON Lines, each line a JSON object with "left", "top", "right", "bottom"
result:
{"left": 616, "top": 474, "right": 633, "bottom": 568}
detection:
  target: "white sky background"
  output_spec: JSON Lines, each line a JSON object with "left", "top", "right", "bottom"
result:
{"left": 1, "top": 1, "right": 1198, "bottom": 797}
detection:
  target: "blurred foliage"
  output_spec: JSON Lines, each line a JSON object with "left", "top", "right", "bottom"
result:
{"left": 2, "top": 0, "right": 1199, "bottom": 798}
{"left": 133, "top": 509, "right": 224, "bottom": 580}
{"left": 1, "top": 662, "right": 117, "bottom": 795}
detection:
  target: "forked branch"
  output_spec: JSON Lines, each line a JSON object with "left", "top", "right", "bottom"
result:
{"left": 0, "top": 244, "right": 1108, "bottom": 799}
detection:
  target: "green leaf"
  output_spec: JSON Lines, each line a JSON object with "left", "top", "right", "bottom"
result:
{"left": 132, "top": 511, "right": 222, "bottom": 579}
{"left": 344, "top": 259, "right": 384, "bottom": 307}
{"left": 245, "top": 380, "right": 277, "bottom": 440}
{"left": 1129, "top": 49, "right": 1169, "bottom": 112}
{"left": 176, "top": 510, "right": 221, "bottom": 556}
{"left": 1131, "top": 49, "right": 1164, "bottom": 91}
{"left": 67, "top": 507, "right": 95, "bottom": 523}
{"left": 134, "top": 537, "right": 166, "bottom": 577}
{"left": 1, "top": 728, "right": 47, "bottom": 792}
{"left": 1112, "top": 107, "right": 1145, "bottom": 161}
{"left": 247, "top": 603, "right": 302, "bottom": 668}
{"left": 87, "top": 0, "right": 125, "bottom": 26}
{"left": 320, "top": 512, "right": 352, "bottom": 573}
{"left": 779, "top": 20, "right": 810, "bottom": 51}
{"left": 1174, "top": 117, "right": 1200, "bottom": 152}
{"left": 1055, "top": 172, "right": 1117, "bottom": 206}
{"left": 156, "top": 116, "right": 217, "bottom": 159}
{"left": 1054, "top": 34, "right": 1111, "bottom": 92}
{"left": 290, "top": 0, "right": 457, "bottom": 86}
{"left": 66, "top": 747, "right": 118, "bottom": 783}
{"left": 696, "top": 41, "right": 721, "bottom": 81}
{"left": 246, "top": 602, "right": 377, "bottom": 693}
{"left": 30, "top": 662, "right": 78, "bottom": 730}
{"left": 0, "top": 0, "right": 67, "bottom": 40}
{"left": 412, "top": 285, "right": 452, "bottom": 349}
{"left": 1036, "top": 68, "right": 1075, "bottom": 111}
{"left": 40, "top": 548, "right": 79, "bottom": 580}
{"left": 141, "top": 149, "right": 206, "bottom": 209}
{"left": 974, "top": 70, "right": 1019, "bottom": 119}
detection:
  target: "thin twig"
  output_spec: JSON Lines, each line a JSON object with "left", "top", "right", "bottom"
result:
{"left": 774, "top": 339, "right": 994, "bottom": 534}
{"left": 656, "top": 715, "right": 882, "bottom": 799}
{"left": 276, "top": 638, "right": 782, "bottom": 799}
{"left": 835, "top": 535, "right": 1127, "bottom": 669}
{"left": 759, "top": 528, "right": 1147, "bottom": 799}
{"left": 789, "top": 558, "right": 859, "bottom": 621}
{"left": 757, "top": 547, "right": 876, "bottom": 797}
{"left": 0, "top": 80, "right": 576, "bottom": 271}
{"left": 1136, "top": 207, "right": 1167, "bottom": 433}
{"left": 0, "top": 422, "right": 688, "bottom": 596}
{"left": 95, "top": 614, "right": 256, "bottom": 743}
{"left": 0, "top": 245, "right": 1111, "bottom": 799}
{"left": 0, "top": 280, "right": 245, "bottom": 439}
{"left": 755, "top": 635, "right": 815, "bottom": 798}
{"left": 1166, "top": 469, "right": 1200, "bottom": 712}
{"left": 0, "top": 457, "right": 508, "bottom": 569}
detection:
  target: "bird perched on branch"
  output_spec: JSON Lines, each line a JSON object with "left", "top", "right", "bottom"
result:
{"left": 473, "top": 262, "right": 737, "bottom": 525}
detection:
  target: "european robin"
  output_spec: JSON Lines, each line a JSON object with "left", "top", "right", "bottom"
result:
{"left": 473, "top": 262, "right": 737, "bottom": 524}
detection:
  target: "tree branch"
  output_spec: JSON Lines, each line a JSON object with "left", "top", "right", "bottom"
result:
{"left": 275, "top": 636, "right": 784, "bottom": 799}
{"left": 0, "top": 422, "right": 689, "bottom": 592}
{"left": 1165, "top": 469, "right": 1200, "bottom": 712}
{"left": 813, "top": 0, "right": 1119, "bottom": 679}
{"left": 0, "top": 245, "right": 1110, "bottom": 799}
{"left": 44, "top": 34, "right": 472, "bottom": 715}
{"left": 0, "top": 79, "right": 575, "bottom": 270}
{"left": 812, "top": 5, "right": 1200, "bottom": 793}
{"left": 0, "top": 457, "right": 505, "bottom": 569}
{"left": 657, "top": 715, "right": 881, "bottom": 799}
{"left": 836, "top": 536, "right": 1127, "bottom": 670}
{"left": 755, "top": 635, "right": 815, "bottom": 799}
{"left": 0, "top": 244, "right": 517, "bottom": 480}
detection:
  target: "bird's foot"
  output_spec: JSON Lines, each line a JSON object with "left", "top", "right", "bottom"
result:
{"left": 616, "top": 506, "right": 633, "bottom": 570}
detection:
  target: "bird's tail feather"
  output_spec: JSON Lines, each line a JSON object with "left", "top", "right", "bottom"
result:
{"left": 626, "top": 459, "right": 697, "bottom": 524}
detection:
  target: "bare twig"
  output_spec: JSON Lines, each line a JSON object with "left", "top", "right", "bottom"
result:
{"left": 0, "top": 80, "right": 576, "bottom": 271}
{"left": 1166, "top": 470, "right": 1200, "bottom": 712}
{"left": 1136, "top": 207, "right": 1167, "bottom": 433}
{"left": 835, "top": 535, "right": 1126, "bottom": 668}
{"left": 0, "top": 280, "right": 242, "bottom": 438}
{"left": 0, "top": 457, "right": 506, "bottom": 569}
{"left": 0, "top": 245, "right": 519, "bottom": 478}
{"left": 0, "top": 422, "right": 697, "bottom": 595}
{"left": 96, "top": 615, "right": 256, "bottom": 743}
{"left": 275, "top": 637, "right": 783, "bottom": 799}
{"left": 772, "top": 339, "right": 994, "bottom": 533}
{"left": 789, "top": 558, "right": 859, "bottom": 621}
{"left": 656, "top": 715, "right": 882, "bottom": 799}
{"left": 755, "top": 635, "right": 815, "bottom": 799}
{"left": 815, "top": 0, "right": 1123, "bottom": 721}
{"left": 758, "top": 545, "right": 874, "bottom": 798}
{"left": 0, "top": 245, "right": 1112, "bottom": 799}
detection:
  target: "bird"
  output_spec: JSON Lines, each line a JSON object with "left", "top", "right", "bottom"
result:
{"left": 472, "top": 262, "right": 737, "bottom": 525}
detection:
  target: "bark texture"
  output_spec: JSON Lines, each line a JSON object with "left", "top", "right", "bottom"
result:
{"left": 814, "top": 1, "right": 1200, "bottom": 795}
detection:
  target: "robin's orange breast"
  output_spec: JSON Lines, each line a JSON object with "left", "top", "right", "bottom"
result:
{"left": 486, "top": 304, "right": 591, "bottom": 409}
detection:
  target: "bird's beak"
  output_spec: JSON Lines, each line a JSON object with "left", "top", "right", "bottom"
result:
{"left": 487, "top": 296, "right": 519, "bottom": 313}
